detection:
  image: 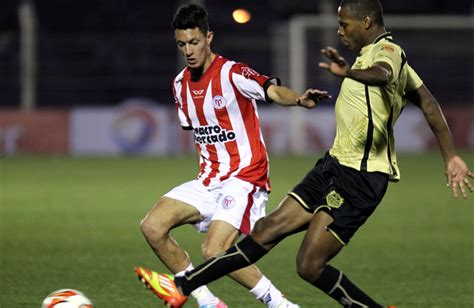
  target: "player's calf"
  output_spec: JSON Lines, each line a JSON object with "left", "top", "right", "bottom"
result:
{"left": 313, "top": 265, "right": 383, "bottom": 308}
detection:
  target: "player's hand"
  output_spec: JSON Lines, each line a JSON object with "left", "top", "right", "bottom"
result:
{"left": 297, "top": 89, "right": 331, "bottom": 109}
{"left": 445, "top": 155, "right": 474, "bottom": 199}
{"left": 319, "top": 47, "right": 350, "bottom": 77}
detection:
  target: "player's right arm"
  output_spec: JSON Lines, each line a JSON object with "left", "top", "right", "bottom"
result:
{"left": 318, "top": 46, "right": 394, "bottom": 86}
{"left": 404, "top": 68, "right": 473, "bottom": 199}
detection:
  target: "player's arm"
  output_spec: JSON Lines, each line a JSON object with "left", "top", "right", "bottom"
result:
{"left": 405, "top": 84, "right": 473, "bottom": 199}
{"left": 231, "top": 64, "right": 330, "bottom": 108}
{"left": 266, "top": 84, "right": 331, "bottom": 109}
{"left": 319, "top": 47, "right": 392, "bottom": 86}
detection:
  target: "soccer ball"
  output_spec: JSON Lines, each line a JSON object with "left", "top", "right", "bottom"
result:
{"left": 42, "top": 289, "right": 94, "bottom": 308}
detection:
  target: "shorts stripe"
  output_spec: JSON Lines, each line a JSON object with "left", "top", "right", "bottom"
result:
{"left": 288, "top": 192, "right": 311, "bottom": 210}
{"left": 239, "top": 186, "right": 257, "bottom": 234}
{"left": 326, "top": 227, "right": 347, "bottom": 246}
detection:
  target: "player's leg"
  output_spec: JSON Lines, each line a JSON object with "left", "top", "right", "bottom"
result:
{"left": 140, "top": 196, "right": 201, "bottom": 272}
{"left": 203, "top": 219, "right": 300, "bottom": 307}
{"left": 171, "top": 158, "right": 331, "bottom": 296}
{"left": 251, "top": 195, "right": 313, "bottom": 249}
{"left": 296, "top": 210, "right": 383, "bottom": 307}
{"left": 294, "top": 155, "right": 389, "bottom": 307}
{"left": 139, "top": 180, "right": 225, "bottom": 307}
{"left": 175, "top": 195, "right": 314, "bottom": 296}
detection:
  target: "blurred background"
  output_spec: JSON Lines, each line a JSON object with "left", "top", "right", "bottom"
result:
{"left": 0, "top": 0, "right": 473, "bottom": 156}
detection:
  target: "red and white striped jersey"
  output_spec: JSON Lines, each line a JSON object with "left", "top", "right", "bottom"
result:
{"left": 172, "top": 55, "right": 278, "bottom": 191}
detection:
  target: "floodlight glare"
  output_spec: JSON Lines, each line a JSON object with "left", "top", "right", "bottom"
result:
{"left": 232, "top": 9, "right": 251, "bottom": 24}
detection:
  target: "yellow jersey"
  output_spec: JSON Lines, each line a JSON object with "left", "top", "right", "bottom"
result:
{"left": 329, "top": 32, "right": 423, "bottom": 181}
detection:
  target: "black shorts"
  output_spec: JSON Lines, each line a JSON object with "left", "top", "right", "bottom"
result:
{"left": 289, "top": 153, "right": 388, "bottom": 245}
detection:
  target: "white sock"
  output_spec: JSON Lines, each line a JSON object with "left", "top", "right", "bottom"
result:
{"left": 178, "top": 263, "right": 220, "bottom": 306}
{"left": 250, "top": 275, "right": 284, "bottom": 308}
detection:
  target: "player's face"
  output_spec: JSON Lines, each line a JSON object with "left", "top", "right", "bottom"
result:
{"left": 175, "top": 27, "right": 213, "bottom": 69}
{"left": 336, "top": 6, "right": 366, "bottom": 51}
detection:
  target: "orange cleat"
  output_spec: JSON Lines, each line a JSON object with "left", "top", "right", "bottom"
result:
{"left": 135, "top": 267, "right": 188, "bottom": 308}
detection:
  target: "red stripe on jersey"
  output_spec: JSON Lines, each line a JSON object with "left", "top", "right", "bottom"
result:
{"left": 212, "top": 64, "right": 241, "bottom": 183}
{"left": 178, "top": 71, "right": 207, "bottom": 179}
{"left": 229, "top": 67, "right": 269, "bottom": 189}
{"left": 186, "top": 64, "right": 220, "bottom": 187}
{"left": 239, "top": 186, "right": 257, "bottom": 235}
{"left": 193, "top": 93, "right": 219, "bottom": 186}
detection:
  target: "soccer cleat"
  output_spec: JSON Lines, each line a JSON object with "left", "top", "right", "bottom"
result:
{"left": 134, "top": 267, "right": 188, "bottom": 307}
{"left": 199, "top": 298, "right": 228, "bottom": 308}
{"left": 277, "top": 298, "right": 300, "bottom": 308}
{"left": 387, "top": 306, "right": 398, "bottom": 308}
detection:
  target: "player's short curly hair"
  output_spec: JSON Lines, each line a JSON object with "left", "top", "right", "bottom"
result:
{"left": 340, "top": 0, "right": 384, "bottom": 26}
{"left": 172, "top": 4, "right": 210, "bottom": 35}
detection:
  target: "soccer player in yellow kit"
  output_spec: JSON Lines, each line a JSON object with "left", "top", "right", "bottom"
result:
{"left": 136, "top": 0, "right": 473, "bottom": 306}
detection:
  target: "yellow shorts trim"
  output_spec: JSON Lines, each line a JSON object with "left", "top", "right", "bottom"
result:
{"left": 314, "top": 205, "right": 331, "bottom": 214}
{"left": 288, "top": 192, "right": 311, "bottom": 210}
{"left": 326, "top": 227, "right": 347, "bottom": 246}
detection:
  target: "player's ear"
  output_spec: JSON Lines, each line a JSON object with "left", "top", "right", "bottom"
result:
{"left": 206, "top": 31, "right": 214, "bottom": 45}
{"left": 363, "top": 16, "right": 372, "bottom": 30}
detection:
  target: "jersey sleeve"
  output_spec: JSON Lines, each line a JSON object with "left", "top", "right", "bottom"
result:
{"left": 372, "top": 42, "right": 402, "bottom": 82}
{"left": 230, "top": 63, "right": 281, "bottom": 103}
{"left": 405, "top": 64, "right": 424, "bottom": 92}
{"left": 176, "top": 104, "right": 192, "bottom": 130}
{"left": 172, "top": 81, "right": 193, "bottom": 130}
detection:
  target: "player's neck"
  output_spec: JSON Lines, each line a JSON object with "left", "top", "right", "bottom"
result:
{"left": 366, "top": 27, "right": 387, "bottom": 46}
{"left": 358, "top": 27, "right": 387, "bottom": 52}
{"left": 190, "top": 53, "right": 216, "bottom": 82}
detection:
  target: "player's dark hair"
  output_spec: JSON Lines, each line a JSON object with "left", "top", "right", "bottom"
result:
{"left": 340, "top": 0, "right": 384, "bottom": 26}
{"left": 172, "top": 4, "right": 210, "bottom": 35}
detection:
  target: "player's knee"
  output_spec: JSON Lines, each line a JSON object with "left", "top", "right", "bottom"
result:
{"left": 296, "top": 256, "right": 325, "bottom": 282}
{"left": 201, "top": 242, "right": 227, "bottom": 260}
{"left": 140, "top": 212, "right": 169, "bottom": 243}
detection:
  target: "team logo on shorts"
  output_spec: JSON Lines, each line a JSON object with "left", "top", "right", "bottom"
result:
{"left": 212, "top": 96, "right": 227, "bottom": 109}
{"left": 222, "top": 195, "right": 235, "bottom": 209}
{"left": 326, "top": 190, "right": 344, "bottom": 209}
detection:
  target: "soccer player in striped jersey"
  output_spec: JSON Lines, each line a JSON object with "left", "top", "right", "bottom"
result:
{"left": 135, "top": 4, "right": 330, "bottom": 308}
{"left": 136, "top": 0, "right": 473, "bottom": 307}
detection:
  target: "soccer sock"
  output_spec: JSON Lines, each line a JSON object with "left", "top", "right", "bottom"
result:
{"left": 313, "top": 264, "right": 383, "bottom": 308}
{"left": 250, "top": 275, "right": 284, "bottom": 308}
{"left": 175, "top": 236, "right": 268, "bottom": 295}
{"left": 176, "top": 263, "right": 220, "bottom": 306}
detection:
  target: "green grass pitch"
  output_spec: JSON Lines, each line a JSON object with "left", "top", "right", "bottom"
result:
{"left": 1, "top": 152, "right": 473, "bottom": 307}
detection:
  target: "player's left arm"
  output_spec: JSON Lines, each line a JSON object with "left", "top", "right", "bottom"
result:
{"left": 266, "top": 84, "right": 331, "bottom": 109}
{"left": 231, "top": 64, "right": 330, "bottom": 108}
{"left": 405, "top": 84, "right": 473, "bottom": 199}
{"left": 319, "top": 47, "right": 392, "bottom": 86}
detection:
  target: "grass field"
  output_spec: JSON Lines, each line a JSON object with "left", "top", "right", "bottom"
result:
{"left": 1, "top": 153, "right": 473, "bottom": 307}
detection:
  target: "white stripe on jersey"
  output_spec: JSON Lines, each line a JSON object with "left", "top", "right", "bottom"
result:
{"left": 231, "top": 69, "right": 269, "bottom": 165}
{"left": 174, "top": 70, "right": 188, "bottom": 127}
{"left": 220, "top": 61, "right": 253, "bottom": 179}
{"left": 231, "top": 73, "right": 267, "bottom": 102}
{"left": 201, "top": 79, "right": 231, "bottom": 184}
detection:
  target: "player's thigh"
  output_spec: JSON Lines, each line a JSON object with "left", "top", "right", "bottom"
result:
{"left": 296, "top": 211, "right": 343, "bottom": 270}
{"left": 143, "top": 197, "right": 202, "bottom": 229}
{"left": 252, "top": 196, "right": 313, "bottom": 249}
{"left": 143, "top": 180, "right": 215, "bottom": 229}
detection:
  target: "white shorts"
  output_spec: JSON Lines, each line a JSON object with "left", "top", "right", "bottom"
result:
{"left": 163, "top": 177, "right": 268, "bottom": 234}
